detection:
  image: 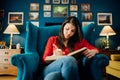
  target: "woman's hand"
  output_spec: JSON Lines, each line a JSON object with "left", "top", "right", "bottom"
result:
{"left": 82, "top": 49, "right": 99, "bottom": 58}
{"left": 53, "top": 49, "right": 65, "bottom": 56}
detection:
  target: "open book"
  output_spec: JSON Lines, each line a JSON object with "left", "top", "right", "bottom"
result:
{"left": 45, "top": 47, "right": 87, "bottom": 63}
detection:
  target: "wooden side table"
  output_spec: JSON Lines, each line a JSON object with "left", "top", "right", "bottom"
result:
{"left": 0, "top": 49, "right": 21, "bottom": 76}
{"left": 100, "top": 49, "right": 120, "bottom": 59}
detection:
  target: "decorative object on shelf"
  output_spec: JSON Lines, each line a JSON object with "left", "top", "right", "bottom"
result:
{"left": 8, "top": 12, "right": 24, "bottom": 25}
{"left": 81, "top": 3, "right": 90, "bottom": 11}
{"left": 3, "top": 24, "right": 20, "bottom": 49}
{"left": 99, "top": 25, "right": 116, "bottom": 49}
{"left": 97, "top": 13, "right": 112, "bottom": 25}
{"left": 30, "top": 3, "right": 40, "bottom": 11}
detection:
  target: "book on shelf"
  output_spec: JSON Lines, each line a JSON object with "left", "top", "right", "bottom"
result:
{"left": 45, "top": 47, "right": 87, "bottom": 63}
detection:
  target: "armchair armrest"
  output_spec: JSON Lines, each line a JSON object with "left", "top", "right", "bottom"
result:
{"left": 82, "top": 54, "right": 109, "bottom": 80}
{"left": 10, "top": 52, "right": 39, "bottom": 80}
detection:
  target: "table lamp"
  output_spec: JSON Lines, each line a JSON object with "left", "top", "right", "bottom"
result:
{"left": 3, "top": 24, "right": 20, "bottom": 49}
{"left": 99, "top": 25, "right": 116, "bottom": 49}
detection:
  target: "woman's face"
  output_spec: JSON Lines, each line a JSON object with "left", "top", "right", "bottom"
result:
{"left": 63, "top": 23, "right": 76, "bottom": 40}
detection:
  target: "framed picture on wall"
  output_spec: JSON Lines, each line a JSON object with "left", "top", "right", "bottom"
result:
{"left": 52, "top": 0, "right": 60, "bottom": 4}
{"left": 53, "top": 5, "right": 68, "bottom": 17}
{"left": 45, "top": 0, "right": 50, "bottom": 3}
{"left": 97, "top": 13, "right": 112, "bottom": 25}
{"left": 31, "top": 21, "right": 39, "bottom": 27}
{"left": 28, "top": 12, "right": 39, "bottom": 20}
{"left": 70, "top": 5, "right": 78, "bottom": 11}
{"left": 61, "top": 0, "right": 69, "bottom": 4}
{"left": 43, "top": 5, "right": 51, "bottom": 11}
{"left": 30, "top": 3, "right": 40, "bottom": 11}
{"left": 44, "top": 12, "right": 51, "bottom": 17}
{"left": 70, "top": 12, "right": 78, "bottom": 17}
{"left": 81, "top": 3, "right": 90, "bottom": 11}
{"left": 81, "top": 12, "right": 92, "bottom": 20}
{"left": 82, "top": 21, "right": 94, "bottom": 27}
{"left": 8, "top": 12, "right": 24, "bottom": 25}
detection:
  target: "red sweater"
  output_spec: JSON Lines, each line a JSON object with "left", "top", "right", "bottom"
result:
{"left": 43, "top": 36, "right": 99, "bottom": 61}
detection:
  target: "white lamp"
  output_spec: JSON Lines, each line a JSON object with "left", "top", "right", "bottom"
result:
{"left": 99, "top": 25, "right": 116, "bottom": 49}
{"left": 3, "top": 24, "right": 20, "bottom": 49}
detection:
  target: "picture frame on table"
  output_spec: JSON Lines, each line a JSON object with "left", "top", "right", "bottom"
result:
{"left": 81, "top": 12, "right": 92, "bottom": 20}
{"left": 30, "top": 3, "right": 40, "bottom": 11}
{"left": 81, "top": 3, "right": 90, "bottom": 11}
{"left": 8, "top": 12, "right": 24, "bottom": 25}
{"left": 97, "top": 13, "right": 112, "bottom": 25}
{"left": 43, "top": 5, "right": 51, "bottom": 11}
{"left": 52, "top": 0, "right": 60, "bottom": 4}
{"left": 53, "top": 5, "right": 68, "bottom": 17}
{"left": 70, "top": 5, "right": 78, "bottom": 11}
{"left": 28, "top": 12, "right": 39, "bottom": 20}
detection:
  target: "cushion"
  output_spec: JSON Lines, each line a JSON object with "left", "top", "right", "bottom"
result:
{"left": 111, "top": 54, "right": 120, "bottom": 61}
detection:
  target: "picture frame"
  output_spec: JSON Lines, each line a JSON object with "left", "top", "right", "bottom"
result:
{"left": 44, "top": 12, "right": 51, "bottom": 17}
{"left": 53, "top": 5, "right": 68, "bottom": 17}
{"left": 43, "top": 5, "right": 51, "bottom": 11}
{"left": 52, "top": 0, "right": 60, "bottom": 4}
{"left": 70, "top": 12, "right": 78, "bottom": 17}
{"left": 81, "top": 3, "right": 90, "bottom": 11}
{"left": 97, "top": 13, "right": 112, "bottom": 25}
{"left": 45, "top": 0, "right": 50, "bottom": 4}
{"left": 30, "top": 3, "right": 40, "bottom": 11}
{"left": 28, "top": 12, "right": 39, "bottom": 20}
{"left": 70, "top": 5, "right": 78, "bottom": 11}
{"left": 81, "top": 12, "right": 92, "bottom": 20}
{"left": 8, "top": 12, "right": 24, "bottom": 25}
{"left": 82, "top": 21, "right": 94, "bottom": 27}
{"left": 31, "top": 21, "right": 39, "bottom": 27}
{"left": 61, "top": 0, "right": 69, "bottom": 4}
{"left": 71, "top": 0, "right": 76, "bottom": 4}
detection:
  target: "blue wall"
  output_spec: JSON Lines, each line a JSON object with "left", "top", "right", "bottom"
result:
{"left": 0, "top": 0, "right": 120, "bottom": 49}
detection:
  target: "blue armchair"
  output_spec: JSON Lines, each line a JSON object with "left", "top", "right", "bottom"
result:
{"left": 11, "top": 22, "right": 109, "bottom": 80}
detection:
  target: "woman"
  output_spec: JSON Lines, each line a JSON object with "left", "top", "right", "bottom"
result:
{"left": 42, "top": 16, "right": 99, "bottom": 80}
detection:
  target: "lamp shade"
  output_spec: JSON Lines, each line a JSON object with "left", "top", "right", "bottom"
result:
{"left": 99, "top": 25, "right": 116, "bottom": 36}
{"left": 3, "top": 24, "right": 20, "bottom": 34}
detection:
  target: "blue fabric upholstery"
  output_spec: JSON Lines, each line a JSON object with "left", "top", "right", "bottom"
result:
{"left": 11, "top": 22, "right": 109, "bottom": 80}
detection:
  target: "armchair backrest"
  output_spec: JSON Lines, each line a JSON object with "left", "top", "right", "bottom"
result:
{"left": 25, "top": 22, "right": 95, "bottom": 59}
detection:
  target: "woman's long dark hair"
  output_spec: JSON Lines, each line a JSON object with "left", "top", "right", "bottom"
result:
{"left": 57, "top": 16, "right": 83, "bottom": 52}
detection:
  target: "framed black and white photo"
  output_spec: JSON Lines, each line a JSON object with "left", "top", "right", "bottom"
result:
{"left": 30, "top": 3, "right": 39, "bottom": 11}
{"left": 8, "top": 12, "right": 24, "bottom": 25}
{"left": 70, "top": 12, "right": 77, "bottom": 17}
{"left": 97, "top": 13, "right": 112, "bottom": 25}
{"left": 29, "top": 12, "right": 39, "bottom": 20}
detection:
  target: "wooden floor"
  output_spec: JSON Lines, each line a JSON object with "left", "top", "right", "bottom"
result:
{"left": 0, "top": 75, "right": 16, "bottom": 80}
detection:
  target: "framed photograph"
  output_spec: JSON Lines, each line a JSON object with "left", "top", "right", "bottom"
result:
{"left": 71, "top": 0, "right": 76, "bottom": 4}
{"left": 70, "top": 5, "right": 78, "bottom": 11}
{"left": 31, "top": 21, "right": 39, "bottom": 27}
{"left": 45, "top": 0, "right": 50, "bottom": 3}
{"left": 97, "top": 13, "right": 112, "bottom": 25}
{"left": 81, "top": 12, "right": 92, "bottom": 20}
{"left": 82, "top": 21, "right": 94, "bottom": 27}
{"left": 53, "top": 5, "right": 68, "bottom": 17}
{"left": 30, "top": 3, "right": 39, "bottom": 11}
{"left": 44, "top": 12, "right": 51, "bottom": 17}
{"left": 8, "top": 12, "right": 24, "bottom": 25}
{"left": 53, "top": 0, "right": 60, "bottom": 4}
{"left": 81, "top": 3, "right": 90, "bottom": 11}
{"left": 28, "top": 12, "right": 39, "bottom": 20}
{"left": 62, "top": 0, "right": 69, "bottom": 4}
{"left": 43, "top": 5, "right": 51, "bottom": 11}
{"left": 70, "top": 12, "right": 78, "bottom": 17}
